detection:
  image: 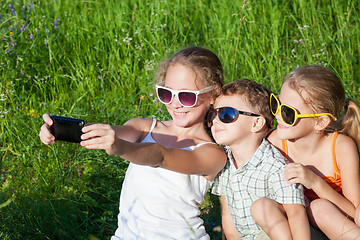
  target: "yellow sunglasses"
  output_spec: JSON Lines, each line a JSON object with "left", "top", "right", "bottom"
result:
{"left": 270, "top": 93, "right": 337, "bottom": 126}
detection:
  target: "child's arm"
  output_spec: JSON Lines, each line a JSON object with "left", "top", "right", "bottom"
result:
{"left": 285, "top": 134, "right": 360, "bottom": 218}
{"left": 80, "top": 121, "right": 227, "bottom": 180}
{"left": 336, "top": 134, "right": 360, "bottom": 216}
{"left": 285, "top": 163, "right": 358, "bottom": 216}
{"left": 282, "top": 204, "right": 310, "bottom": 240}
{"left": 220, "top": 196, "right": 241, "bottom": 240}
{"left": 39, "top": 114, "right": 147, "bottom": 145}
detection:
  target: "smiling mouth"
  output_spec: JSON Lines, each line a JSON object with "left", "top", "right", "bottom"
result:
{"left": 174, "top": 111, "right": 187, "bottom": 117}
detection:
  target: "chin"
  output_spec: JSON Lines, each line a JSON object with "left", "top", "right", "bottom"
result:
{"left": 213, "top": 139, "right": 224, "bottom": 145}
{"left": 212, "top": 135, "right": 227, "bottom": 146}
{"left": 276, "top": 129, "right": 291, "bottom": 141}
{"left": 172, "top": 117, "right": 192, "bottom": 128}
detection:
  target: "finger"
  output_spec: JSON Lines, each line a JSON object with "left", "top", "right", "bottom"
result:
{"left": 80, "top": 136, "right": 109, "bottom": 149}
{"left": 285, "top": 162, "right": 301, "bottom": 169}
{"left": 284, "top": 163, "right": 304, "bottom": 174}
{"left": 39, "top": 131, "right": 55, "bottom": 145}
{"left": 284, "top": 170, "right": 299, "bottom": 180}
{"left": 39, "top": 131, "right": 52, "bottom": 145}
{"left": 82, "top": 123, "right": 111, "bottom": 133}
{"left": 81, "top": 142, "right": 104, "bottom": 150}
{"left": 286, "top": 177, "right": 301, "bottom": 185}
{"left": 39, "top": 123, "right": 55, "bottom": 144}
{"left": 81, "top": 128, "right": 112, "bottom": 141}
{"left": 43, "top": 113, "right": 53, "bottom": 126}
{"left": 285, "top": 168, "right": 304, "bottom": 181}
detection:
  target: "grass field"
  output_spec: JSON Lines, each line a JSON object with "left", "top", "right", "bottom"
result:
{"left": 0, "top": 0, "right": 359, "bottom": 239}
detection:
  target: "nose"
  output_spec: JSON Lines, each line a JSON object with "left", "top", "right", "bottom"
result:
{"left": 170, "top": 94, "right": 182, "bottom": 108}
{"left": 275, "top": 111, "right": 283, "bottom": 124}
{"left": 212, "top": 114, "right": 221, "bottom": 126}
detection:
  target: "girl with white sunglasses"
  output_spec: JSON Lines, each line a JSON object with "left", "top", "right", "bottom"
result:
{"left": 267, "top": 65, "right": 360, "bottom": 239}
{"left": 39, "top": 46, "right": 226, "bottom": 240}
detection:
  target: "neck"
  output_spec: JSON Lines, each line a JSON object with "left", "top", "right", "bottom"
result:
{"left": 170, "top": 120, "right": 209, "bottom": 140}
{"left": 229, "top": 137, "right": 263, "bottom": 168}
{"left": 288, "top": 132, "right": 327, "bottom": 154}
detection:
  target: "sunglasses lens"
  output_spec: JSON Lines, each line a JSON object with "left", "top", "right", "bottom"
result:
{"left": 178, "top": 92, "right": 197, "bottom": 107}
{"left": 270, "top": 95, "right": 278, "bottom": 115}
{"left": 219, "top": 107, "right": 237, "bottom": 123}
{"left": 157, "top": 88, "right": 172, "bottom": 104}
{"left": 281, "top": 105, "right": 296, "bottom": 125}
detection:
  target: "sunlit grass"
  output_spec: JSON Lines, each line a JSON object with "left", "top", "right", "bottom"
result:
{"left": 1, "top": 0, "right": 359, "bottom": 239}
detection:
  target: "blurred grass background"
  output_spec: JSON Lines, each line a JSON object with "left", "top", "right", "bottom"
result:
{"left": 0, "top": 0, "right": 359, "bottom": 239}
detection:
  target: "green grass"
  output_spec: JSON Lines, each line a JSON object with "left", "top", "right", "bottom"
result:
{"left": 0, "top": 0, "right": 359, "bottom": 239}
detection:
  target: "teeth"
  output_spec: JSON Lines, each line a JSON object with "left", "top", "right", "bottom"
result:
{"left": 174, "top": 112, "right": 186, "bottom": 116}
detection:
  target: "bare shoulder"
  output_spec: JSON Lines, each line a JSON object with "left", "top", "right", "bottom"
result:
{"left": 196, "top": 142, "right": 227, "bottom": 179}
{"left": 334, "top": 132, "right": 359, "bottom": 168}
{"left": 334, "top": 132, "right": 358, "bottom": 153}
{"left": 197, "top": 141, "right": 224, "bottom": 151}
{"left": 266, "top": 129, "right": 282, "bottom": 149}
{"left": 116, "top": 118, "right": 155, "bottom": 142}
{"left": 124, "top": 117, "right": 155, "bottom": 132}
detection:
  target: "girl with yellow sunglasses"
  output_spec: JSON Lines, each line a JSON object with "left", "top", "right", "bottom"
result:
{"left": 266, "top": 65, "right": 360, "bottom": 239}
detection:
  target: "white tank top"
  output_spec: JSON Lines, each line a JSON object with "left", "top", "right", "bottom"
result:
{"left": 111, "top": 119, "right": 214, "bottom": 240}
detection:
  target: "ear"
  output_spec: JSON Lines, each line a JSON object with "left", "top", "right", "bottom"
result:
{"left": 251, "top": 116, "right": 267, "bottom": 133}
{"left": 314, "top": 115, "right": 332, "bottom": 132}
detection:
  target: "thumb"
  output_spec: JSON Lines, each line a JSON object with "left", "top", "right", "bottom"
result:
{"left": 43, "top": 113, "right": 53, "bottom": 126}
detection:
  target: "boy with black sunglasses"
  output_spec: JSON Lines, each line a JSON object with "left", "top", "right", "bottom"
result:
{"left": 209, "top": 79, "right": 310, "bottom": 240}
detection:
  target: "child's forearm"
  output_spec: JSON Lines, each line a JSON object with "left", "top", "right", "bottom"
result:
{"left": 312, "top": 177, "right": 356, "bottom": 217}
{"left": 116, "top": 138, "right": 226, "bottom": 178}
{"left": 81, "top": 123, "right": 225, "bottom": 177}
{"left": 115, "top": 138, "right": 166, "bottom": 167}
{"left": 220, "top": 196, "right": 241, "bottom": 240}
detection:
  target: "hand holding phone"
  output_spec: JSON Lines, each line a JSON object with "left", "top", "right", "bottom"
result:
{"left": 50, "top": 115, "right": 85, "bottom": 143}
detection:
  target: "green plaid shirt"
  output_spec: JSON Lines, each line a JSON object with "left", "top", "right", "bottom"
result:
{"left": 212, "top": 139, "right": 305, "bottom": 240}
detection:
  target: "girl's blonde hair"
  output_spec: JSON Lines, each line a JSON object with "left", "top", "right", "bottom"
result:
{"left": 285, "top": 65, "right": 360, "bottom": 151}
{"left": 156, "top": 46, "right": 224, "bottom": 99}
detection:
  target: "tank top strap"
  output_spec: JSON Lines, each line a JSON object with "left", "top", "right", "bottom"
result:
{"left": 331, "top": 131, "right": 341, "bottom": 179}
{"left": 195, "top": 142, "right": 217, "bottom": 148}
{"left": 281, "top": 140, "right": 290, "bottom": 160}
{"left": 149, "top": 119, "right": 157, "bottom": 133}
{"left": 185, "top": 141, "right": 217, "bottom": 151}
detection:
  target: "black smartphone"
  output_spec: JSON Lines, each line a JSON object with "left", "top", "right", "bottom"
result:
{"left": 50, "top": 115, "right": 85, "bottom": 143}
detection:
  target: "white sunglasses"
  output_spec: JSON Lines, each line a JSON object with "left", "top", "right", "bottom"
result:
{"left": 155, "top": 83, "right": 214, "bottom": 107}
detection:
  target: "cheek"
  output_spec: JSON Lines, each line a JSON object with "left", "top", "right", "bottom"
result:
{"left": 276, "top": 122, "right": 313, "bottom": 140}
{"left": 195, "top": 102, "right": 211, "bottom": 116}
{"left": 294, "top": 117, "right": 316, "bottom": 129}
{"left": 210, "top": 127, "right": 216, "bottom": 138}
{"left": 196, "top": 98, "right": 211, "bottom": 110}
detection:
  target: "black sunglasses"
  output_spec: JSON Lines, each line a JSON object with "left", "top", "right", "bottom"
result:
{"left": 207, "top": 107, "right": 260, "bottom": 127}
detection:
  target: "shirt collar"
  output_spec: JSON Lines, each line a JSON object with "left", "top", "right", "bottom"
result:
{"left": 225, "top": 139, "right": 270, "bottom": 169}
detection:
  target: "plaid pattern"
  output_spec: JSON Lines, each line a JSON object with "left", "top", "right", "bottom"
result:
{"left": 212, "top": 139, "right": 305, "bottom": 240}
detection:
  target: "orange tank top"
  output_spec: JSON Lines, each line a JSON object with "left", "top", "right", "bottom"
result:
{"left": 282, "top": 131, "right": 342, "bottom": 201}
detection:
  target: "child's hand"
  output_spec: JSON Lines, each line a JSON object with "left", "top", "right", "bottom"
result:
{"left": 284, "top": 163, "right": 318, "bottom": 189}
{"left": 39, "top": 113, "right": 56, "bottom": 145}
{"left": 80, "top": 123, "right": 121, "bottom": 155}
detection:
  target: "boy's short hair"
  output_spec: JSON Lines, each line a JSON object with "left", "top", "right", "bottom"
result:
{"left": 222, "top": 79, "right": 274, "bottom": 129}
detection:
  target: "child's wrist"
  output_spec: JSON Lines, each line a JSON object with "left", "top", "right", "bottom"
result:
{"left": 310, "top": 175, "right": 324, "bottom": 192}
